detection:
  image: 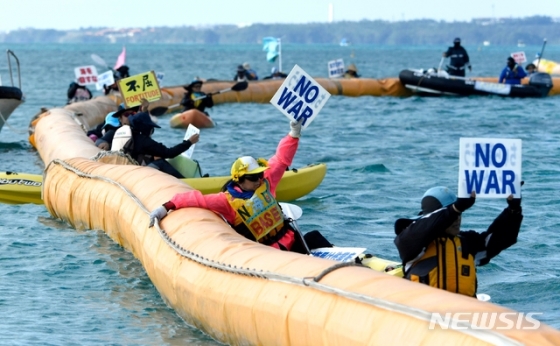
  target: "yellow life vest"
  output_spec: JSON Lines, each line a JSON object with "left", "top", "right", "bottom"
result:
{"left": 225, "top": 180, "right": 284, "bottom": 242}
{"left": 405, "top": 236, "right": 476, "bottom": 297}
{"left": 191, "top": 93, "right": 202, "bottom": 110}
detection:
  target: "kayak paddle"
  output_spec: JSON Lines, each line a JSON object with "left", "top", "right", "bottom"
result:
{"left": 149, "top": 81, "right": 250, "bottom": 115}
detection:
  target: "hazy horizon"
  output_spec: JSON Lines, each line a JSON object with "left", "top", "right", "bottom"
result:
{"left": 0, "top": 0, "right": 558, "bottom": 32}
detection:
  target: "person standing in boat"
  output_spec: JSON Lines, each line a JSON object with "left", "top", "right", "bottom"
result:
{"left": 148, "top": 119, "right": 332, "bottom": 253}
{"left": 180, "top": 79, "right": 214, "bottom": 115}
{"left": 499, "top": 57, "right": 528, "bottom": 85}
{"left": 394, "top": 186, "right": 523, "bottom": 297}
{"left": 442, "top": 38, "right": 471, "bottom": 77}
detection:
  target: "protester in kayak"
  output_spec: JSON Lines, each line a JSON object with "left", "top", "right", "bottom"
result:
{"left": 234, "top": 65, "right": 248, "bottom": 81}
{"left": 343, "top": 64, "right": 360, "bottom": 78}
{"left": 67, "top": 82, "right": 93, "bottom": 104}
{"left": 103, "top": 65, "right": 131, "bottom": 95}
{"left": 93, "top": 111, "right": 121, "bottom": 149}
{"left": 121, "top": 111, "right": 199, "bottom": 178}
{"left": 499, "top": 57, "right": 527, "bottom": 85}
{"left": 149, "top": 119, "right": 332, "bottom": 253}
{"left": 394, "top": 186, "right": 523, "bottom": 297}
{"left": 180, "top": 79, "right": 214, "bottom": 115}
{"left": 263, "top": 67, "right": 288, "bottom": 80}
{"left": 242, "top": 62, "right": 259, "bottom": 80}
{"left": 442, "top": 37, "right": 471, "bottom": 77}
{"left": 95, "top": 100, "right": 149, "bottom": 150}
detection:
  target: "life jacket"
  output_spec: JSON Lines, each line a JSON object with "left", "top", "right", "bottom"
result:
{"left": 225, "top": 179, "right": 287, "bottom": 244}
{"left": 191, "top": 92, "right": 204, "bottom": 109}
{"left": 111, "top": 125, "right": 131, "bottom": 151}
{"left": 405, "top": 236, "right": 476, "bottom": 297}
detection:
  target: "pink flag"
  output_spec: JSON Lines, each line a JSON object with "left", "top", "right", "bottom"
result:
{"left": 114, "top": 46, "right": 126, "bottom": 70}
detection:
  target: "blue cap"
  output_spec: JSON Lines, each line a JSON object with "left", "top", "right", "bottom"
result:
{"left": 103, "top": 112, "right": 121, "bottom": 128}
{"left": 421, "top": 186, "right": 457, "bottom": 214}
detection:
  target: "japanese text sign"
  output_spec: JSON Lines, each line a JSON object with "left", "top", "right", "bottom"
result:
{"left": 74, "top": 65, "right": 98, "bottom": 86}
{"left": 118, "top": 70, "right": 162, "bottom": 108}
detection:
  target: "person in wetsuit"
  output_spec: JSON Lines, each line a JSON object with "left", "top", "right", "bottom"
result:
{"left": 443, "top": 38, "right": 471, "bottom": 77}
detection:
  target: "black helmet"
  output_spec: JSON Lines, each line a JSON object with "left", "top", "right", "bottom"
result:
{"left": 453, "top": 37, "right": 461, "bottom": 44}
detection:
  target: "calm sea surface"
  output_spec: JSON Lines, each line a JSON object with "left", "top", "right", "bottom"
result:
{"left": 1, "top": 43, "right": 560, "bottom": 345}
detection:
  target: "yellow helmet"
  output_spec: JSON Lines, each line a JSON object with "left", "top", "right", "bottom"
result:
{"left": 231, "top": 156, "right": 269, "bottom": 182}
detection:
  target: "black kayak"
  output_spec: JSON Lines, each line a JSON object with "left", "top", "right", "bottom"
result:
{"left": 399, "top": 69, "right": 553, "bottom": 98}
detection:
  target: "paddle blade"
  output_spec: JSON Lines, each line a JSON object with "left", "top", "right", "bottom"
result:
{"left": 231, "top": 80, "right": 248, "bottom": 92}
{"left": 91, "top": 54, "right": 107, "bottom": 68}
{"left": 149, "top": 107, "right": 168, "bottom": 116}
{"left": 279, "top": 202, "right": 303, "bottom": 220}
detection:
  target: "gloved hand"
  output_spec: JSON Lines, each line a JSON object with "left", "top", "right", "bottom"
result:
{"left": 507, "top": 181, "right": 524, "bottom": 212}
{"left": 453, "top": 191, "right": 476, "bottom": 213}
{"left": 149, "top": 205, "right": 168, "bottom": 227}
{"left": 289, "top": 118, "right": 303, "bottom": 138}
{"left": 468, "top": 65, "right": 472, "bottom": 72}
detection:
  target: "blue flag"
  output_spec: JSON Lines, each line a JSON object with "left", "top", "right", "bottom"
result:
{"left": 262, "top": 37, "right": 279, "bottom": 63}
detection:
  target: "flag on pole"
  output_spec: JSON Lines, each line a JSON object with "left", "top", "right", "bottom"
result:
{"left": 262, "top": 37, "right": 279, "bottom": 62}
{"left": 114, "top": 46, "right": 126, "bottom": 70}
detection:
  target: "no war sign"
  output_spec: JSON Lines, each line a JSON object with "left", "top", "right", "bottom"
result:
{"left": 458, "top": 138, "right": 522, "bottom": 198}
{"left": 270, "top": 64, "right": 331, "bottom": 129}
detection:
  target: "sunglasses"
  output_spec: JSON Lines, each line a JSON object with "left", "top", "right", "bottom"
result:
{"left": 243, "top": 172, "right": 263, "bottom": 182}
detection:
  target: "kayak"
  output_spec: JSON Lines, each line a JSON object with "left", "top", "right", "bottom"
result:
{"left": 0, "top": 171, "right": 43, "bottom": 204}
{"left": 399, "top": 69, "right": 553, "bottom": 97}
{"left": 0, "top": 163, "right": 326, "bottom": 205}
{"left": 169, "top": 109, "right": 215, "bottom": 129}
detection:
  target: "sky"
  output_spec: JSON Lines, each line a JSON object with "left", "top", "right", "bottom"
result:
{"left": 0, "top": 0, "right": 559, "bottom": 31}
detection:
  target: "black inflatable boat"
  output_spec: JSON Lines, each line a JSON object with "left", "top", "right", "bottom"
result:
{"left": 399, "top": 69, "right": 553, "bottom": 98}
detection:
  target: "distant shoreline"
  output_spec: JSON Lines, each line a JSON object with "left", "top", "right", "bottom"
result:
{"left": 1, "top": 16, "right": 558, "bottom": 45}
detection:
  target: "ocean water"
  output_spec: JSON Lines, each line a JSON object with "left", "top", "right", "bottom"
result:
{"left": 1, "top": 43, "right": 560, "bottom": 345}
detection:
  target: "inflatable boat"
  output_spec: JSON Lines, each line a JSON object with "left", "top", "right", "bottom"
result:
{"left": 399, "top": 69, "right": 553, "bottom": 97}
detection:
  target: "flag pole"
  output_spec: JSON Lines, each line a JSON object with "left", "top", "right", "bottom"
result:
{"left": 278, "top": 38, "right": 282, "bottom": 72}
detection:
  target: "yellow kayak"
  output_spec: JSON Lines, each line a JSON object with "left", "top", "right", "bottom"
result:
{"left": 0, "top": 171, "right": 44, "bottom": 204}
{"left": 0, "top": 163, "right": 326, "bottom": 205}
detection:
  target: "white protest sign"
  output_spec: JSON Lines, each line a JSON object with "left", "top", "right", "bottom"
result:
{"left": 511, "top": 51, "right": 527, "bottom": 64}
{"left": 182, "top": 124, "right": 200, "bottom": 158}
{"left": 156, "top": 72, "right": 164, "bottom": 85}
{"left": 458, "top": 138, "right": 522, "bottom": 198}
{"left": 310, "top": 247, "right": 366, "bottom": 262}
{"left": 270, "top": 64, "right": 331, "bottom": 130}
{"left": 74, "top": 65, "right": 99, "bottom": 86}
{"left": 95, "top": 70, "right": 115, "bottom": 90}
{"left": 327, "top": 58, "right": 345, "bottom": 78}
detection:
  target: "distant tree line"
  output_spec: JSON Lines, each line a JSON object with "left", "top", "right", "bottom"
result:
{"left": 0, "top": 16, "right": 557, "bottom": 45}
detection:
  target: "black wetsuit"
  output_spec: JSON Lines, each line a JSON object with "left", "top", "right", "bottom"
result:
{"left": 444, "top": 45, "right": 471, "bottom": 77}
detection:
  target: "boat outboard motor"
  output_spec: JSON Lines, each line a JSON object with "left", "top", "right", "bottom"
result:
{"left": 529, "top": 72, "right": 553, "bottom": 97}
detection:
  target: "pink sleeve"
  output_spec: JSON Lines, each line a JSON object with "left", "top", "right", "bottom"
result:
{"left": 169, "top": 190, "right": 237, "bottom": 224}
{"left": 265, "top": 134, "right": 299, "bottom": 196}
